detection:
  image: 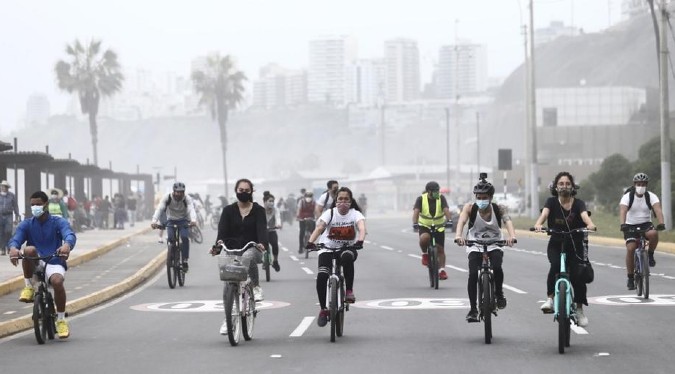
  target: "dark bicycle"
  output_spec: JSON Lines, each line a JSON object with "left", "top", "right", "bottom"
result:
{"left": 622, "top": 224, "right": 662, "bottom": 299}
{"left": 155, "top": 223, "right": 189, "bottom": 289}
{"left": 416, "top": 221, "right": 452, "bottom": 289}
{"left": 458, "top": 238, "right": 514, "bottom": 344}
{"left": 215, "top": 241, "right": 259, "bottom": 346}
{"left": 300, "top": 218, "right": 315, "bottom": 259}
{"left": 308, "top": 243, "right": 360, "bottom": 342}
{"left": 532, "top": 226, "right": 595, "bottom": 354}
{"left": 261, "top": 248, "right": 272, "bottom": 282}
{"left": 20, "top": 252, "right": 61, "bottom": 344}
{"left": 189, "top": 225, "right": 203, "bottom": 244}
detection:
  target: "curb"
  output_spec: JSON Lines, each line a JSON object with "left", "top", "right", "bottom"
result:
{"left": 514, "top": 229, "right": 675, "bottom": 254}
{"left": 0, "top": 228, "right": 152, "bottom": 298}
{"left": 0, "top": 249, "right": 165, "bottom": 339}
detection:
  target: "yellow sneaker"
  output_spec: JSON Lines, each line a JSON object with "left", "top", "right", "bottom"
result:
{"left": 19, "top": 286, "right": 34, "bottom": 303}
{"left": 56, "top": 319, "right": 70, "bottom": 339}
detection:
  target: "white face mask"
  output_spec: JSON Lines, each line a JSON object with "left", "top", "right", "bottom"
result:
{"left": 305, "top": 197, "right": 312, "bottom": 203}
{"left": 636, "top": 186, "right": 647, "bottom": 195}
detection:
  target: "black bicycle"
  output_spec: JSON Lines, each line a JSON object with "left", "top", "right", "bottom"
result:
{"left": 215, "top": 241, "right": 259, "bottom": 346}
{"left": 189, "top": 225, "right": 203, "bottom": 244}
{"left": 155, "top": 223, "right": 189, "bottom": 289}
{"left": 20, "top": 252, "right": 60, "bottom": 344}
{"left": 458, "top": 238, "right": 513, "bottom": 344}
{"left": 416, "top": 221, "right": 452, "bottom": 289}
{"left": 622, "top": 224, "right": 661, "bottom": 299}
{"left": 308, "top": 243, "right": 360, "bottom": 342}
{"left": 300, "top": 218, "right": 315, "bottom": 259}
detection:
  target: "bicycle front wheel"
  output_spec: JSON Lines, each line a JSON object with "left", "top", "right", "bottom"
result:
{"left": 177, "top": 247, "right": 186, "bottom": 287}
{"left": 557, "top": 282, "right": 569, "bottom": 354}
{"left": 329, "top": 277, "right": 338, "bottom": 342}
{"left": 242, "top": 285, "right": 256, "bottom": 341}
{"left": 263, "top": 251, "right": 271, "bottom": 282}
{"left": 190, "top": 226, "right": 203, "bottom": 244}
{"left": 336, "top": 280, "right": 345, "bottom": 337}
{"left": 45, "top": 292, "right": 56, "bottom": 340}
{"left": 428, "top": 247, "right": 438, "bottom": 289}
{"left": 32, "top": 292, "right": 47, "bottom": 344}
{"left": 223, "top": 283, "right": 241, "bottom": 346}
{"left": 166, "top": 246, "right": 177, "bottom": 289}
{"left": 641, "top": 250, "right": 650, "bottom": 299}
{"left": 480, "top": 272, "right": 493, "bottom": 344}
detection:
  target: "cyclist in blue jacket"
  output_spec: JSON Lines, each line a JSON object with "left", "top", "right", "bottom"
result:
{"left": 8, "top": 190, "right": 77, "bottom": 339}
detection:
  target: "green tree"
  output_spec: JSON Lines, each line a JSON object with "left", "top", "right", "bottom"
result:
{"left": 55, "top": 39, "right": 123, "bottom": 166}
{"left": 588, "top": 153, "right": 632, "bottom": 211}
{"left": 191, "top": 54, "right": 246, "bottom": 198}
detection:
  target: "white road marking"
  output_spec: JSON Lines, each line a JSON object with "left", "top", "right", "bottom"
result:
{"left": 3, "top": 311, "right": 16, "bottom": 315}
{"left": 409, "top": 254, "right": 421, "bottom": 259}
{"left": 380, "top": 245, "right": 394, "bottom": 251}
{"left": 271, "top": 354, "right": 283, "bottom": 358}
{"left": 290, "top": 256, "right": 299, "bottom": 261}
{"left": 444, "top": 265, "right": 467, "bottom": 273}
{"left": 282, "top": 247, "right": 289, "bottom": 252}
{"left": 290, "top": 317, "right": 315, "bottom": 337}
{"left": 302, "top": 267, "right": 314, "bottom": 275}
{"left": 503, "top": 284, "right": 527, "bottom": 294}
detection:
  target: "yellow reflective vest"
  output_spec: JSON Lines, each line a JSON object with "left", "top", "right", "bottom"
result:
{"left": 418, "top": 193, "right": 445, "bottom": 231}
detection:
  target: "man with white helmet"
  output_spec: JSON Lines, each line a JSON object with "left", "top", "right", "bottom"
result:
{"left": 151, "top": 182, "right": 197, "bottom": 271}
{"left": 619, "top": 172, "right": 666, "bottom": 290}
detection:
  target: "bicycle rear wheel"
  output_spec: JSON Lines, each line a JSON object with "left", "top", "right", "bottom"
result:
{"left": 166, "top": 246, "right": 177, "bottom": 289}
{"left": 223, "top": 283, "right": 241, "bottom": 346}
{"left": 190, "top": 226, "right": 203, "bottom": 244}
{"left": 241, "top": 285, "right": 256, "bottom": 341}
{"left": 33, "top": 292, "right": 47, "bottom": 344}
{"left": 304, "top": 231, "right": 310, "bottom": 259}
{"left": 210, "top": 215, "right": 219, "bottom": 230}
{"left": 557, "top": 282, "right": 569, "bottom": 354}
{"left": 641, "top": 250, "right": 650, "bottom": 299}
{"left": 329, "top": 277, "right": 338, "bottom": 342}
{"left": 480, "top": 272, "right": 493, "bottom": 344}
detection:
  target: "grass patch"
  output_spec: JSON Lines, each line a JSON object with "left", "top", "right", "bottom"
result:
{"left": 511, "top": 211, "right": 675, "bottom": 242}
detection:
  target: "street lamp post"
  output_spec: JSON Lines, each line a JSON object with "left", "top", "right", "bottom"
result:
{"left": 476, "top": 112, "right": 480, "bottom": 174}
{"left": 445, "top": 108, "right": 450, "bottom": 195}
{"left": 527, "top": 0, "right": 540, "bottom": 218}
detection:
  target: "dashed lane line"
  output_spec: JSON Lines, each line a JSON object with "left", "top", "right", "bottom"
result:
{"left": 301, "top": 267, "right": 314, "bottom": 275}
{"left": 290, "top": 317, "right": 315, "bottom": 337}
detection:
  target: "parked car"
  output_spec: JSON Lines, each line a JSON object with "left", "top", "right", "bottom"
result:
{"left": 494, "top": 194, "right": 525, "bottom": 214}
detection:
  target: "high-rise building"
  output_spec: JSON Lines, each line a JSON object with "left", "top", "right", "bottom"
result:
{"left": 534, "top": 21, "right": 579, "bottom": 46}
{"left": 308, "top": 36, "right": 358, "bottom": 105}
{"left": 436, "top": 42, "right": 487, "bottom": 99}
{"left": 345, "top": 58, "right": 386, "bottom": 107}
{"left": 252, "top": 63, "right": 307, "bottom": 108}
{"left": 384, "top": 38, "right": 420, "bottom": 102}
{"left": 25, "top": 93, "right": 50, "bottom": 127}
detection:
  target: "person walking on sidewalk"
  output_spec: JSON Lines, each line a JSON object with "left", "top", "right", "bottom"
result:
{"left": 8, "top": 190, "right": 77, "bottom": 339}
{"left": 0, "top": 180, "right": 21, "bottom": 256}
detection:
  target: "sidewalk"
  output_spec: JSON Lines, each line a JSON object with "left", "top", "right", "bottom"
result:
{"left": 0, "top": 223, "right": 166, "bottom": 338}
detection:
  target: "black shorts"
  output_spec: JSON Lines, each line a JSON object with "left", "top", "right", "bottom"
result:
{"left": 419, "top": 226, "right": 446, "bottom": 247}
{"left": 623, "top": 222, "right": 654, "bottom": 243}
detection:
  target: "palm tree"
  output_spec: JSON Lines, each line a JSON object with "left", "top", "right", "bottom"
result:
{"left": 55, "top": 39, "right": 124, "bottom": 166}
{"left": 191, "top": 53, "right": 247, "bottom": 199}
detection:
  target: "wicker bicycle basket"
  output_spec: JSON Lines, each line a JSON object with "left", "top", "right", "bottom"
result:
{"left": 217, "top": 253, "right": 251, "bottom": 282}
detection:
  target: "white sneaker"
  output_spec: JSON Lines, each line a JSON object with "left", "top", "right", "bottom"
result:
{"left": 219, "top": 319, "right": 228, "bottom": 335}
{"left": 540, "top": 298, "right": 553, "bottom": 313}
{"left": 576, "top": 308, "right": 588, "bottom": 327}
{"left": 253, "top": 286, "right": 264, "bottom": 301}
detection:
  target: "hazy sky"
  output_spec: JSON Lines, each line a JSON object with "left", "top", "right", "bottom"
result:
{"left": 0, "top": 0, "right": 621, "bottom": 133}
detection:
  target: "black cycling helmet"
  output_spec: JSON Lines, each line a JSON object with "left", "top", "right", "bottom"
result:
{"left": 425, "top": 181, "right": 440, "bottom": 192}
{"left": 473, "top": 175, "right": 495, "bottom": 196}
{"left": 633, "top": 172, "right": 649, "bottom": 183}
{"left": 173, "top": 182, "right": 186, "bottom": 191}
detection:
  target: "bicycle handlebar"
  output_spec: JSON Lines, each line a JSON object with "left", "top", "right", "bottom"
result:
{"left": 307, "top": 242, "right": 362, "bottom": 252}
{"left": 530, "top": 227, "right": 596, "bottom": 235}
{"left": 153, "top": 222, "right": 191, "bottom": 230}
{"left": 212, "top": 241, "right": 259, "bottom": 256}
{"left": 15, "top": 252, "right": 65, "bottom": 261}
{"left": 459, "top": 238, "right": 515, "bottom": 247}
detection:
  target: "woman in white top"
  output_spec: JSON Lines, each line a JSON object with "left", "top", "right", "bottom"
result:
{"left": 306, "top": 187, "right": 366, "bottom": 327}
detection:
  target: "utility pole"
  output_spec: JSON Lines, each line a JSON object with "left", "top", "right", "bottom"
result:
{"left": 455, "top": 19, "right": 461, "bottom": 194}
{"left": 476, "top": 112, "right": 480, "bottom": 173}
{"left": 380, "top": 104, "right": 386, "bottom": 166}
{"left": 528, "top": 0, "right": 540, "bottom": 218}
{"left": 445, "top": 108, "right": 450, "bottom": 195}
{"left": 659, "top": 0, "right": 672, "bottom": 228}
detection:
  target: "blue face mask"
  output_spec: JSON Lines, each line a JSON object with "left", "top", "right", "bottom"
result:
{"left": 31, "top": 204, "right": 45, "bottom": 218}
{"left": 476, "top": 199, "right": 490, "bottom": 210}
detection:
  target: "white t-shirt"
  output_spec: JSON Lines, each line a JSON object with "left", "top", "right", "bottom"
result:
{"left": 317, "top": 208, "right": 365, "bottom": 251}
{"left": 316, "top": 192, "right": 334, "bottom": 211}
{"left": 466, "top": 205, "right": 504, "bottom": 253}
{"left": 620, "top": 191, "right": 659, "bottom": 225}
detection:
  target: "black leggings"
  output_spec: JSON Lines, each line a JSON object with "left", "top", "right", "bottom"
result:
{"left": 316, "top": 249, "right": 358, "bottom": 310}
{"left": 298, "top": 220, "right": 315, "bottom": 250}
{"left": 547, "top": 238, "right": 587, "bottom": 305}
{"left": 467, "top": 250, "right": 504, "bottom": 309}
{"left": 268, "top": 231, "right": 279, "bottom": 259}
